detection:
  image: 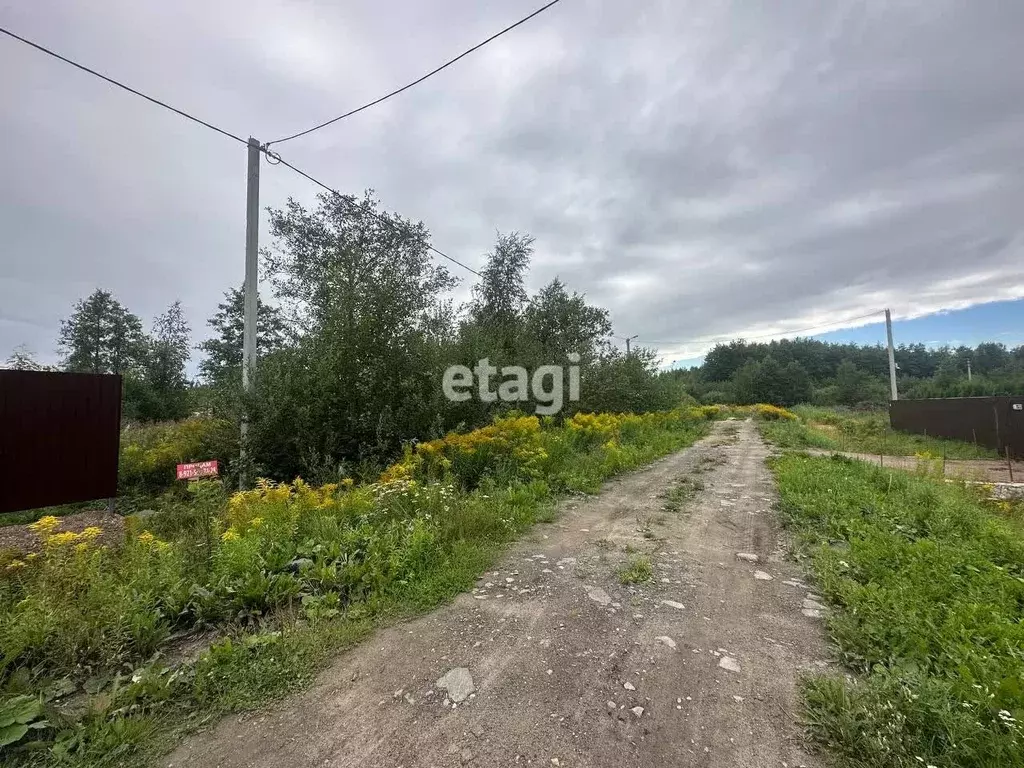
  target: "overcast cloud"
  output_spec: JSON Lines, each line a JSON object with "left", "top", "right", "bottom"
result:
{"left": 2, "top": 0, "right": 1023, "bottom": 367}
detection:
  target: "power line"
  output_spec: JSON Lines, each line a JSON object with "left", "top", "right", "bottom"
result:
{"left": 0, "top": 26, "right": 248, "bottom": 146}
{"left": 0, "top": 24, "right": 484, "bottom": 277}
{"left": 632, "top": 310, "right": 884, "bottom": 348}
{"left": 266, "top": 0, "right": 563, "bottom": 148}
{"left": 268, "top": 151, "right": 483, "bottom": 277}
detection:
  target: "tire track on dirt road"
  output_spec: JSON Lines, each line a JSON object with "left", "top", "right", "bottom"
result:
{"left": 167, "top": 419, "right": 827, "bottom": 768}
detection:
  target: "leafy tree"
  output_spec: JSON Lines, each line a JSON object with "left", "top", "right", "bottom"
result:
{"left": 972, "top": 342, "right": 1010, "bottom": 375}
{"left": 197, "top": 287, "right": 290, "bottom": 384}
{"left": 782, "top": 360, "right": 813, "bottom": 404}
{"left": 466, "top": 232, "right": 534, "bottom": 358}
{"left": 730, "top": 356, "right": 807, "bottom": 406}
{"left": 250, "top": 191, "right": 459, "bottom": 478}
{"left": 140, "top": 301, "right": 191, "bottom": 420}
{"left": 703, "top": 341, "right": 755, "bottom": 383}
{"left": 836, "top": 359, "right": 873, "bottom": 405}
{"left": 933, "top": 356, "right": 963, "bottom": 389}
{"left": 58, "top": 289, "right": 146, "bottom": 374}
{"left": 585, "top": 348, "right": 678, "bottom": 413}
{"left": 469, "top": 232, "right": 532, "bottom": 328}
{"left": 3, "top": 344, "right": 45, "bottom": 371}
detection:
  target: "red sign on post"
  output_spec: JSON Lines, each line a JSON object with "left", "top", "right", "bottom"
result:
{"left": 176, "top": 460, "right": 219, "bottom": 480}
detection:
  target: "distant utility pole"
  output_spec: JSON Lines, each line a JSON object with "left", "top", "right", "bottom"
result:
{"left": 885, "top": 308, "right": 898, "bottom": 401}
{"left": 967, "top": 359, "right": 972, "bottom": 381}
{"left": 240, "top": 137, "right": 261, "bottom": 487}
{"left": 625, "top": 334, "right": 638, "bottom": 356}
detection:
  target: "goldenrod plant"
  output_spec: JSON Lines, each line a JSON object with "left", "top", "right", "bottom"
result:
{"left": 0, "top": 403, "right": 724, "bottom": 765}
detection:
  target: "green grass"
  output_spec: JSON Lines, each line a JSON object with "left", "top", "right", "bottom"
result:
{"left": 0, "top": 409, "right": 716, "bottom": 766}
{"left": 759, "top": 405, "right": 1000, "bottom": 460}
{"left": 616, "top": 556, "right": 653, "bottom": 584}
{"left": 772, "top": 453, "right": 1024, "bottom": 767}
{"left": 661, "top": 476, "right": 703, "bottom": 512}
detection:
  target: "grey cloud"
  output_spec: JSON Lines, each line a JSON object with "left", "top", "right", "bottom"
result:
{"left": 2, "top": 0, "right": 1023, "bottom": 369}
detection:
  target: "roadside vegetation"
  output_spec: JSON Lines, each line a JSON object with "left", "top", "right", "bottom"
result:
{"left": 772, "top": 453, "right": 1024, "bottom": 767}
{"left": 616, "top": 555, "right": 653, "bottom": 585}
{"left": 758, "top": 405, "right": 999, "bottom": 460}
{"left": 0, "top": 406, "right": 721, "bottom": 765}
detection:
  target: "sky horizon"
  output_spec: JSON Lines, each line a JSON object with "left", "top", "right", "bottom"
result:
{"left": 660, "top": 297, "right": 1024, "bottom": 370}
{"left": 3, "top": 2, "right": 1024, "bottom": 372}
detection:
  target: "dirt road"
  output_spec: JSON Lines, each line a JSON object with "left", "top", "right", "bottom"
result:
{"left": 167, "top": 420, "right": 827, "bottom": 767}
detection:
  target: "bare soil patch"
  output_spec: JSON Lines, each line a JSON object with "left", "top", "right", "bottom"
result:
{"left": 0, "top": 509, "right": 125, "bottom": 556}
{"left": 808, "top": 449, "right": 1022, "bottom": 484}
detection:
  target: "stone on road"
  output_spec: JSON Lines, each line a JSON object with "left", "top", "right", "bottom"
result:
{"left": 166, "top": 420, "right": 826, "bottom": 768}
{"left": 436, "top": 668, "right": 475, "bottom": 703}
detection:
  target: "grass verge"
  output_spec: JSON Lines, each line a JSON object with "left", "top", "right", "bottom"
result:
{"left": 772, "top": 453, "right": 1024, "bottom": 767}
{"left": 760, "top": 405, "right": 999, "bottom": 460}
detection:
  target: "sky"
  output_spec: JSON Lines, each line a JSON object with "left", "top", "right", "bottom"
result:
{"left": 667, "top": 298, "right": 1024, "bottom": 369}
{"left": 2, "top": 0, "right": 1024, "bottom": 371}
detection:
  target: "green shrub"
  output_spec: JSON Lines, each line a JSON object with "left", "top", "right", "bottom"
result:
{"left": 118, "top": 418, "right": 239, "bottom": 496}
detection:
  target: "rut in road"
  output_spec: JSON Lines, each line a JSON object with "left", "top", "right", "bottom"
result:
{"left": 168, "top": 419, "right": 828, "bottom": 768}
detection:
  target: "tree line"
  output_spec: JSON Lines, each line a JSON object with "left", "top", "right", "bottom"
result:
{"left": 3, "top": 191, "right": 681, "bottom": 481}
{"left": 6, "top": 186, "right": 1022, "bottom": 474}
{"left": 667, "top": 337, "right": 1024, "bottom": 407}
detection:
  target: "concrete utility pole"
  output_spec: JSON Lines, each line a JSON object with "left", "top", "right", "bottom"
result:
{"left": 625, "top": 334, "right": 638, "bottom": 356}
{"left": 885, "top": 308, "right": 898, "bottom": 401}
{"left": 967, "top": 359, "right": 972, "bottom": 381}
{"left": 240, "top": 137, "right": 261, "bottom": 487}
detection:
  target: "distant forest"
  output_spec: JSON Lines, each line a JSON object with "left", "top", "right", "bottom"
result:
{"left": 665, "top": 338, "right": 1024, "bottom": 407}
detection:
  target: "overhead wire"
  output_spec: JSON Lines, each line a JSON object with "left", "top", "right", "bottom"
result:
{"left": 0, "top": 24, "right": 485, "bottom": 278}
{"left": 5, "top": 16, "right": 881, "bottom": 319}
{"left": 268, "top": 151, "right": 483, "bottom": 277}
{"left": 0, "top": 26, "right": 248, "bottom": 146}
{"left": 265, "top": 0, "right": 563, "bottom": 148}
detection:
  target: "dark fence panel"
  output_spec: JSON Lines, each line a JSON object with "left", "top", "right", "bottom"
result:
{"left": 890, "top": 396, "right": 1024, "bottom": 459}
{"left": 0, "top": 370, "right": 122, "bottom": 514}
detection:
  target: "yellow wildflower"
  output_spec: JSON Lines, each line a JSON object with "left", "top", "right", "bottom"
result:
{"left": 80, "top": 526, "right": 103, "bottom": 540}
{"left": 138, "top": 531, "right": 156, "bottom": 544}
{"left": 28, "top": 515, "right": 61, "bottom": 536}
{"left": 250, "top": 517, "right": 264, "bottom": 528}
{"left": 46, "top": 532, "right": 81, "bottom": 547}
{"left": 5, "top": 559, "right": 26, "bottom": 570}
{"left": 341, "top": 478, "right": 355, "bottom": 488}
{"left": 25, "top": 552, "right": 38, "bottom": 561}
{"left": 266, "top": 484, "right": 291, "bottom": 503}
{"left": 221, "top": 529, "right": 240, "bottom": 542}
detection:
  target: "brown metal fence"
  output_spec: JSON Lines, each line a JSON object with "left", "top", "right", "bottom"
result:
{"left": 0, "top": 370, "right": 122, "bottom": 514}
{"left": 889, "top": 396, "right": 1024, "bottom": 460}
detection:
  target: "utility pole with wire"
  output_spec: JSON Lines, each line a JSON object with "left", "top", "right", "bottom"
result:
{"left": 625, "top": 334, "right": 638, "bottom": 356}
{"left": 885, "top": 308, "right": 898, "bottom": 401}
{"left": 2, "top": 1, "right": 566, "bottom": 492}
{"left": 240, "top": 137, "right": 261, "bottom": 488}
